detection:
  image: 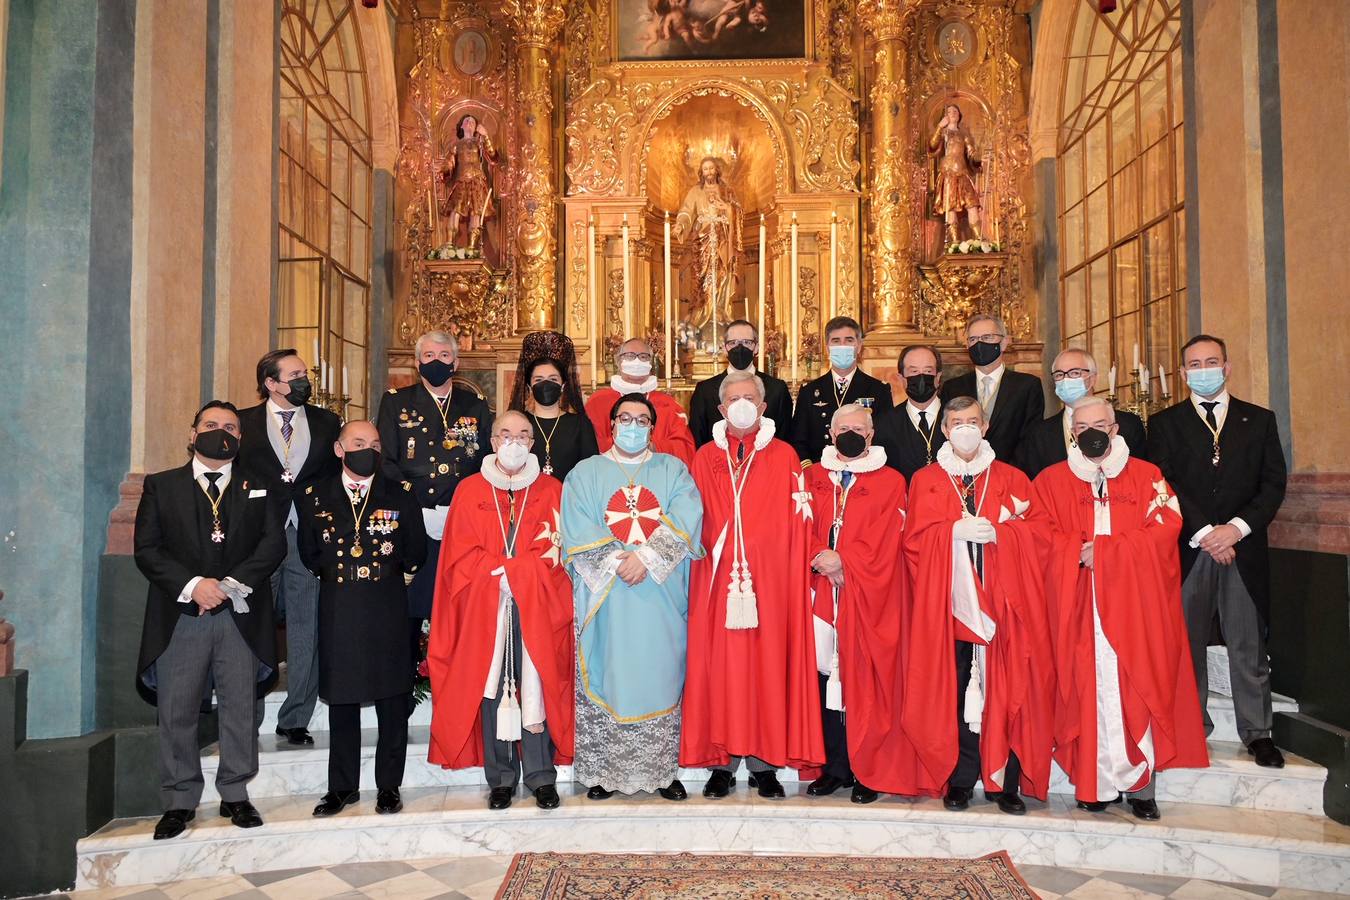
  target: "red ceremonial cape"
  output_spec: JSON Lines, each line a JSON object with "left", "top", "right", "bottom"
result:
{"left": 585, "top": 387, "right": 695, "bottom": 466}
{"left": 799, "top": 462, "right": 930, "bottom": 795}
{"left": 1030, "top": 457, "right": 1208, "bottom": 799}
{"left": 902, "top": 459, "right": 1055, "bottom": 799}
{"left": 427, "top": 472, "right": 575, "bottom": 769}
{"left": 680, "top": 433, "right": 824, "bottom": 770}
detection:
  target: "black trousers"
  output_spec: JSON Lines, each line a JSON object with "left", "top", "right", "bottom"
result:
{"left": 952, "top": 640, "right": 1021, "bottom": 794}
{"left": 328, "top": 693, "right": 410, "bottom": 793}
{"left": 818, "top": 672, "right": 853, "bottom": 782}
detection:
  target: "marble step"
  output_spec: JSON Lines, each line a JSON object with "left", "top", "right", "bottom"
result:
{"left": 1209, "top": 690, "right": 1299, "bottom": 744}
{"left": 200, "top": 728, "right": 1326, "bottom": 816}
{"left": 76, "top": 782, "right": 1350, "bottom": 893}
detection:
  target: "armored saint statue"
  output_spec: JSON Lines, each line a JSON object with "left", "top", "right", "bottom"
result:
{"left": 440, "top": 114, "right": 499, "bottom": 252}
{"left": 673, "top": 156, "right": 742, "bottom": 331}
{"left": 928, "top": 103, "right": 984, "bottom": 245}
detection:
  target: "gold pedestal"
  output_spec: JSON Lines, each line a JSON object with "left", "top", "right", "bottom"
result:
{"left": 422, "top": 259, "right": 511, "bottom": 349}
{"left": 917, "top": 252, "right": 1009, "bottom": 339}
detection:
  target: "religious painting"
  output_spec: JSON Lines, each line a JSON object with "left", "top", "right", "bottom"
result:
{"left": 615, "top": 0, "right": 808, "bottom": 62}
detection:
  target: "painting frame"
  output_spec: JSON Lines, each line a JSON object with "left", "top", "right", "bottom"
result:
{"left": 612, "top": 0, "right": 813, "bottom": 66}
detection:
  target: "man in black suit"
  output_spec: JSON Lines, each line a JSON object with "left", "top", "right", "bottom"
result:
{"left": 940, "top": 313, "right": 1044, "bottom": 470}
{"left": 1017, "top": 348, "right": 1147, "bottom": 477}
{"left": 689, "top": 319, "right": 792, "bottom": 447}
{"left": 789, "top": 315, "right": 895, "bottom": 464}
{"left": 872, "top": 344, "right": 948, "bottom": 482}
{"left": 237, "top": 349, "right": 341, "bottom": 745}
{"left": 1148, "top": 334, "right": 1288, "bottom": 769}
{"left": 134, "top": 401, "right": 287, "bottom": 840}
{"left": 376, "top": 330, "right": 492, "bottom": 673}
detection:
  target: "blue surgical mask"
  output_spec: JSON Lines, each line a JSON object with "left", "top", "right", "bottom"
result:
{"left": 614, "top": 422, "right": 651, "bottom": 455}
{"left": 1054, "top": 377, "right": 1089, "bottom": 405}
{"left": 1185, "top": 366, "right": 1226, "bottom": 397}
{"left": 829, "top": 345, "right": 857, "bottom": 370}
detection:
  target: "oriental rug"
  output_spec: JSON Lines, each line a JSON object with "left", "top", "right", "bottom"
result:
{"left": 495, "top": 851, "right": 1039, "bottom": 898}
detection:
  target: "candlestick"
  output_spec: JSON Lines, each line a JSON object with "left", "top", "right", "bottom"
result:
{"left": 790, "top": 212, "right": 799, "bottom": 385}
{"left": 757, "top": 218, "right": 766, "bottom": 371}
{"left": 829, "top": 212, "right": 838, "bottom": 321}
{"left": 426, "top": 189, "right": 436, "bottom": 245}
{"left": 621, "top": 214, "right": 631, "bottom": 337}
{"left": 664, "top": 211, "right": 673, "bottom": 388}
{"left": 588, "top": 216, "right": 597, "bottom": 389}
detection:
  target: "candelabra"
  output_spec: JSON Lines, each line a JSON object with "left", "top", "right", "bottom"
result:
{"left": 1109, "top": 382, "right": 1170, "bottom": 427}
{"left": 310, "top": 365, "right": 351, "bottom": 419}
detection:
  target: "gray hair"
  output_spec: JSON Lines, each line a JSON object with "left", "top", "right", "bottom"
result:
{"left": 718, "top": 370, "right": 766, "bottom": 404}
{"left": 1070, "top": 396, "right": 1116, "bottom": 423}
{"left": 415, "top": 330, "right": 458, "bottom": 359}
{"left": 965, "top": 313, "right": 1007, "bottom": 339}
{"left": 1052, "top": 347, "right": 1098, "bottom": 375}
{"left": 614, "top": 337, "right": 652, "bottom": 361}
{"left": 492, "top": 409, "right": 532, "bottom": 433}
{"left": 941, "top": 395, "right": 986, "bottom": 426}
{"left": 830, "top": 403, "right": 873, "bottom": 431}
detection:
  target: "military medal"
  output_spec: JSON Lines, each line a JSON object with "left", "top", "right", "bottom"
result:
{"left": 211, "top": 526, "right": 225, "bottom": 543}
{"left": 532, "top": 412, "right": 559, "bottom": 478}
{"left": 351, "top": 542, "right": 364, "bottom": 558}
{"left": 346, "top": 482, "right": 371, "bottom": 560}
{"left": 199, "top": 477, "right": 227, "bottom": 544}
{"left": 406, "top": 436, "right": 416, "bottom": 460}
{"left": 1200, "top": 412, "right": 1224, "bottom": 469}
{"left": 543, "top": 461, "right": 554, "bottom": 476}
{"left": 281, "top": 468, "right": 295, "bottom": 483}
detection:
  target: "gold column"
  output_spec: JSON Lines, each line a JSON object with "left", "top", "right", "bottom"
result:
{"left": 502, "top": 1, "right": 566, "bottom": 331}
{"left": 859, "top": 0, "right": 916, "bottom": 332}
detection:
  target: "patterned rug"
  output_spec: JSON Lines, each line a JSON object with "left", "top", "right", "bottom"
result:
{"left": 495, "top": 851, "right": 1039, "bottom": 898}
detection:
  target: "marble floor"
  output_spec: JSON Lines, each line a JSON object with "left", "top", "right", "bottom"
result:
{"left": 41, "top": 854, "right": 1350, "bottom": 899}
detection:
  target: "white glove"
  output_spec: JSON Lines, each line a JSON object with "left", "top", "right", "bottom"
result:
{"left": 953, "top": 516, "right": 996, "bottom": 544}
{"left": 422, "top": 505, "right": 450, "bottom": 541}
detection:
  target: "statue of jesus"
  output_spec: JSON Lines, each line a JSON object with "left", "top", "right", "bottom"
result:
{"left": 673, "top": 156, "right": 742, "bottom": 331}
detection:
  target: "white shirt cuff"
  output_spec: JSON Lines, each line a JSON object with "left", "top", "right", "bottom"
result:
{"left": 1187, "top": 524, "right": 1215, "bottom": 549}
{"left": 1228, "top": 517, "right": 1252, "bottom": 540}
{"left": 178, "top": 576, "right": 203, "bottom": 604}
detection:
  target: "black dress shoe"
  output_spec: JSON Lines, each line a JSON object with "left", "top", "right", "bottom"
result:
{"left": 1248, "top": 737, "right": 1286, "bottom": 769}
{"left": 219, "top": 800, "right": 263, "bottom": 828}
{"left": 851, "top": 783, "right": 880, "bottom": 804}
{"left": 312, "top": 790, "right": 360, "bottom": 817}
{"left": 587, "top": 785, "right": 616, "bottom": 800}
{"left": 943, "top": 786, "right": 973, "bottom": 811}
{"left": 703, "top": 769, "right": 735, "bottom": 798}
{"left": 1128, "top": 798, "right": 1161, "bottom": 820}
{"left": 488, "top": 786, "right": 514, "bottom": 810}
{"left": 806, "top": 774, "right": 854, "bottom": 796}
{"left": 275, "top": 726, "right": 314, "bottom": 746}
{"left": 153, "top": 809, "right": 194, "bottom": 840}
{"left": 996, "top": 792, "right": 1027, "bottom": 816}
{"left": 658, "top": 779, "right": 688, "bottom": 801}
{"left": 748, "top": 771, "right": 785, "bottom": 799}
{"left": 375, "top": 789, "right": 402, "bottom": 815}
{"left": 1076, "top": 794, "right": 1123, "bottom": 813}
{"left": 534, "top": 784, "right": 561, "bottom": 810}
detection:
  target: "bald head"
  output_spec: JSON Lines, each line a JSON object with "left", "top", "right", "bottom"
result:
{"left": 493, "top": 409, "right": 531, "bottom": 434}
{"left": 339, "top": 419, "right": 379, "bottom": 445}
{"left": 335, "top": 420, "right": 381, "bottom": 478}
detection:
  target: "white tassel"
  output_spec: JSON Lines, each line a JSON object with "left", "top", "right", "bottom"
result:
{"left": 963, "top": 645, "right": 984, "bottom": 735}
{"left": 496, "top": 677, "right": 523, "bottom": 742}
{"left": 725, "top": 563, "right": 759, "bottom": 630}
{"left": 825, "top": 652, "right": 844, "bottom": 711}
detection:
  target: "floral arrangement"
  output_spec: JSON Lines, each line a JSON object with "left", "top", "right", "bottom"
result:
{"left": 946, "top": 239, "right": 1002, "bottom": 255}
{"left": 413, "top": 619, "right": 431, "bottom": 706}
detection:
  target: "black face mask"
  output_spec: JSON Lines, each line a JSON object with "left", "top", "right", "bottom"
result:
{"left": 342, "top": 447, "right": 380, "bottom": 477}
{"left": 834, "top": 430, "right": 867, "bottom": 459}
{"left": 904, "top": 373, "right": 937, "bottom": 403}
{"left": 419, "top": 359, "right": 455, "bottom": 388}
{"left": 284, "top": 377, "right": 312, "bottom": 407}
{"left": 968, "top": 341, "right": 1003, "bottom": 367}
{"left": 1076, "top": 427, "right": 1112, "bottom": 459}
{"left": 727, "top": 345, "right": 755, "bottom": 371}
{"left": 193, "top": 428, "right": 239, "bottom": 461}
{"left": 531, "top": 380, "right": 563, "bottom": 407}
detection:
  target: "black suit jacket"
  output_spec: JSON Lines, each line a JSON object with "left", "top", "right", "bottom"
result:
{"left": 873, "top": 403, "right": 948, "bottom": 483}
{"left": 134, "top": 463, "right": 287, "bottom": 704}
{"left": 1147, "top": 397, "right": 1287, "bottom": 623}
{"left": 237, "top": 401, "right": 342, "bottom": 511}
{"left": 940, "top": 369, "right": 1045, "bottom": 471}
{"left": 789, "top": 369, "right": 895, "bottom": 462}
{"left": 689, "top": 370, "right": 793, "bottom": 447}
{"left": 1016, "top": 407, "right": 1149, "bottom": 478}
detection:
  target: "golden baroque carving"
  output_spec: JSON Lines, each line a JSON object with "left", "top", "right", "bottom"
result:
{"left": 420, "top": 259, "right": 513, "bottom": 345}
{"left": 567, "top": 219, "right": 590, "bottom": 333}
{"left": 858, "top": 0, "right": 915, "bottom": 42}
{"left": 499, "top": 0, "right": 566, "bottom": 47}
{"left": 916, "top": 252, "right": 1032, "bottom": 342}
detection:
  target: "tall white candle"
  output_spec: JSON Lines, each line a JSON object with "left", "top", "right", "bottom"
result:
{"left": 1139, "top": 364, "right": 1149, "bottom": 394}
{"left": 1108, "top": 364, "right": 1117, "bottom": 396}
{"left": 621, "top": 214, "right": 631, "bottom": 337}
{"left": 588, "top": 216, "right": 597, "bottom": 389}
{"left": 757, "top": 218, "right": 766, "bottom": 371}
{"left": 1158, "top": 363, "right": 1168, "bottom": 398}
{"left": 829, "top": 211, "right": 838, "bottom": 321}
{"left": 1132, "top": 342, "right": 1140, "bottom": 372}
{"left": 664, "top": 211, "right": 673, "bottom": 388}
{"left": 790, "top": 212, "right": 799, "bottom": 385}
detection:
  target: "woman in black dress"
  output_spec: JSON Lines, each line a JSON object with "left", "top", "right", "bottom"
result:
{"left": 508, "top": 332, "right": 598, "bottom": 482}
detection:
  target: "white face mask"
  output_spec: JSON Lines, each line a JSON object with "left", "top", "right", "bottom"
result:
{"left": 620, "top": 358, "right": 652, "bottom": 379}
{"left": 496, "top": 439, "right": 531, "bottom": 470}
{"left": 725, "top": 397, "right": 760, "bottom": 430}
{"left": 948, "top": 423, "right": 984, "bottom": 455}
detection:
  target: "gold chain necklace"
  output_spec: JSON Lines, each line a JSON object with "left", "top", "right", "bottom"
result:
{"left": 531, "top": 412, "right": 562, "bottom": 476}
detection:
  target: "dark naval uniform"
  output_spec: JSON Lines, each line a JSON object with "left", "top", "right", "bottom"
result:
{"left": 375, "top": 380, "right": 492, "bottom": 660}
{"left": 788, "top": 369, "right": 895, "bottom": 463}
{"left": 297, "top": 471, "right": 428, "bottom": 795}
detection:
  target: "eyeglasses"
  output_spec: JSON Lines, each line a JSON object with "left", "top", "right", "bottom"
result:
{"left": 618, "top": 352, "right": 653, "bottom": 363}
{"left": 966, "top": 333, "right": 1005, "bottom": 345}
{"left": 1051, "top": 367, "right": 1092, "bottom": 382}
{"left": 615, "top": 414, "right": 652, "bottom": 427}
{"left": 724, "top": 339, "right": 756, "bottom": 349}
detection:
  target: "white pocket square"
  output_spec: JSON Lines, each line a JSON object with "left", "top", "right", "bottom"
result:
{"left": 249, "top": 489, "right": 267, "bottom": 498}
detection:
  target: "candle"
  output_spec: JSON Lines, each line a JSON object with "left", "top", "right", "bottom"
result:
{"left": 1132, "top": 343, "right": 1140, "bottom": 372}
{"left": 664, "top": 211, "right": 673, "bottom": 388}
{"left": 1158, "top": 364, "right": 1168, "bottom": 398}
{"left": 621, "top": 214, "right": 631, "bottom": 336}
{"left": 588, "top": 216, "right": 597, "bottom": 389}
{"left": 757, "top": 218, "right": 766, "bottom": 371}
{"left": 1139, "top": 364, "right": 1149, "bottom": 394}
{"left": 829, "top": 211, "right": 838, "bottom": 321}
{"left": 426, "top": 189, "right": 435, "bottom": 244}
{"left": 790, "top": 212, "right": 799, "bottom": 385}
{"left": 1108, "top": 365, "right": 1117, "bottom": 396}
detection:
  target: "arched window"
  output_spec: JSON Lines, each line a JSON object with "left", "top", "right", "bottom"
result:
{"left": 1058, "top": 0, "right": 1183, "bottom": 390}
{"left": 278, "top": 0, "right": 373, "bottom": 418}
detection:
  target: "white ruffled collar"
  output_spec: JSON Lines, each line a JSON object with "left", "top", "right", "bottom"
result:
{"left": 937, "top": 440, "right": 996, "bottom": 478}
{"left": 712, "top": 416, "right": 777, "bottom": 451}
{"left": 821, "top": 445, "right": 888, "bottom": 474}
{"left": 481, "top": 454, "right": 541, "bottom": 490}
{"left": 1067, "top": 434, "right": 1130, "bottom": 484}
{"left": 610, "top": 374, "right": 658, "bottom": 395}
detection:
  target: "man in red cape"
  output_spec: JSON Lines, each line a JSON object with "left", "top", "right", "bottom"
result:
{"left": 802, "top": 403, "right": 926, "bottom": 803}
{"left": 427, "top": 411, "right": 575, "bottom": 811}
{"left": 1031, "top": 397, "right": 1208, "bottom": 820}
{"left": 681, "top": 371, "right": 824, "bottom": 798}
{"left": 903, "top": 396, "right": 1055, "bottom": 814}
{"left": 585, "top": 337, "right": 695, "bottom": 466}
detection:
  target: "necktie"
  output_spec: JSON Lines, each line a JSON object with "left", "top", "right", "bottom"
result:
{"left": 1201, "top": 401, "right": 1219, "bottom": 431}
{"left": 840, "top": 471, "right": 854, "bottom": 489}
{"left": 961, "top": 474, "right": 976, "bottom": 515}
{"left": 979, "top": 375, "right": 993, "bottom": 408}
{"left": 918, "top": 409, "right": 931, "bottom": 440}
{"left": 736, "top": 439, "right": 745, "bottom": 462}
{"left": 279, "top": 409, "right": 295, "bottom": 444}
{"left": 204, "top": 471, "right": 222, "bottom": 503}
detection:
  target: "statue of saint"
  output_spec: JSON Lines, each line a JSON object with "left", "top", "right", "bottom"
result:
{"left": 440, "top": 114, "right": 498, "bottom": 252}
{"left": 928, "top": 103, "right": 984, "bottom": 246}
{"left": 673, "top": 156, "right": 742, "bottom": 331}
